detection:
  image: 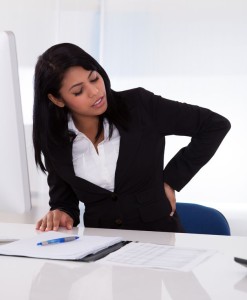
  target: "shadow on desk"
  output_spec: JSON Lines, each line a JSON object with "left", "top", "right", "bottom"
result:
{"left": 234, "top": 275, "right": 247, "bottom": 294}
{"left": 29, "top": 262, "right": 210, "bottom": 300}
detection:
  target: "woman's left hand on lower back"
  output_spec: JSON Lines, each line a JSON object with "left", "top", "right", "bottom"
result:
{"left": 164, "top": 182, "right": 176, "bottom": 216}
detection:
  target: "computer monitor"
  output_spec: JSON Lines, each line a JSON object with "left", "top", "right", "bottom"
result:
{"left": 0, "top": 31, "right": 31, "bottom": 213}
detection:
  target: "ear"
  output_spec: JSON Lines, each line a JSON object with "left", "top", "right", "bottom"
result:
{"left": 48, "top": 93, "right": 65, "bottom": 108}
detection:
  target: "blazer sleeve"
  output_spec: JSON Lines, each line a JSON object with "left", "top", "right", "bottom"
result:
{"left": 138, "top": 88, "right": 231, "bottom": 191}
{"left": 45, "top": 157, "right": 80, "bottom": 226}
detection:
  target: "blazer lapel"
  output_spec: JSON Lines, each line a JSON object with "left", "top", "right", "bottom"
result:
{"left": 49, "top": 140, "right": 111, "bottom": 194}
{"left": 48, "top": 124, "right": 143, "bottom": 194}
{"left": 114, "top": 125, "right": 143, "bottom": 191}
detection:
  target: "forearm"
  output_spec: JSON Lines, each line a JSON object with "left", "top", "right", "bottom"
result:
{"left": 46, "top": 158, "right": 80, "bottom": 226}
{"left": 163, "top": 112, "right": 231, "bottom": 191}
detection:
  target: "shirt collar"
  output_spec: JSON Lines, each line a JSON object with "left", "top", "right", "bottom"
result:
{"left": 68, "top": 114, "right": 79, "bottom": 135}
{"left": 67, "top": 114, "right": 110, "bottom": 141}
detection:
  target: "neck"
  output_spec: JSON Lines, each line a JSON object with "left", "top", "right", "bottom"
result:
{"left": 72, "top": 115, "right": 102, "bottom": 143}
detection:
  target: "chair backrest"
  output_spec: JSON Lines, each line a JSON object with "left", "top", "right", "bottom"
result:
{"left": 176, "top": 203, "right": 231, "bottom": 235}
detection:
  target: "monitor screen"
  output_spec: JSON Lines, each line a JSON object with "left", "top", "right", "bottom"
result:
{"left": 0, "top": 31, "right": 31, "bottom": 213}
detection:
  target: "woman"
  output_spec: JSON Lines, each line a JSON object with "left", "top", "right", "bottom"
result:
{"left": 33, "top": 43, "right": 230, "bottom": 232}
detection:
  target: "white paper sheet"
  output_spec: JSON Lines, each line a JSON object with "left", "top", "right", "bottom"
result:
{"left": 99, "top": 242, "right": 215, "bottom": 271}
{"left": 0, "top": 231, "right": 123, "bottom": 260}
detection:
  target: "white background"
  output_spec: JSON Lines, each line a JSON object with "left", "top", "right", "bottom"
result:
{"left": 0, "top": 0, "right": 246, "bottom": 234}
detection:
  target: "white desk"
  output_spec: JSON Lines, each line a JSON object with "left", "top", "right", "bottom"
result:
{"left": 0, "top": 223, "right": 246, "bottom": 300}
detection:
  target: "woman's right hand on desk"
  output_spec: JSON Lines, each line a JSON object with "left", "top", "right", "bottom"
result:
{"left": 36, "top": 209, "right": 74, "bottom": 231}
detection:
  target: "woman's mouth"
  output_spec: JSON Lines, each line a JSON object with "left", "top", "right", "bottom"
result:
{"left": 92, "top": 97, "right": 104, "bottom": 107}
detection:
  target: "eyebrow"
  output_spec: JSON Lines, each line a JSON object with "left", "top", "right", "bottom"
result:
{"left": 69, "top": 70, "right": 94, "bottom": 91}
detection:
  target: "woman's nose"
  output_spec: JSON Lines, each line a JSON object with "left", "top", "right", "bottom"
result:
{"left": 87, "top": 84, "right": 99, "bottom": 98}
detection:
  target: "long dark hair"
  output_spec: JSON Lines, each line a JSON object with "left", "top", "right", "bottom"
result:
{"left": 33, "top": 43, "right": 128, "bottom": 172}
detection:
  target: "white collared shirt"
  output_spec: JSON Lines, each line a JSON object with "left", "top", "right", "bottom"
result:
{"left": 68, "top": 115, "right": 120, "bottom": 191}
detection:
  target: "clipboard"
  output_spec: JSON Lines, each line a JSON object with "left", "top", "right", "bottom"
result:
{"left": 234, "top": 257, "right": 247, "bottom": 267}
{"left": 0, "top": 232, "right": 128, "bottom": 262}
{"left": 78, "top": 241, "right": 130, "bottom": 262}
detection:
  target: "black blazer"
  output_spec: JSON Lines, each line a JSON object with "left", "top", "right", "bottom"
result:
{"left": 45, "top": 88, "right": 231, "bottom": 232}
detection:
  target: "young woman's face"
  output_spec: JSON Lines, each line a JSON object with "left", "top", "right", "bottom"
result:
{"left": 51, "top": 66, "right": 107, "bottom": 119}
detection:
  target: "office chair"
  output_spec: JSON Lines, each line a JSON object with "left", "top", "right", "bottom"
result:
{"left": 176, "top": 203, "right": 231, "bottom": 235}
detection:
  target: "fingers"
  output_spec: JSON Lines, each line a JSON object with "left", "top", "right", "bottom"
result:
{"left": 36, "top": 212, "right": 53, "bottom": 231}
{"left": 65, "top": 220, "right": 73, "bottom": 230}
{"left": 52, "top": 211, "right": 61, "bottom": 231}
{"left": 59, "top": 210, "right": 73, "bottom": 230}
{"left": 170, "top": 210, "right": 175, "bottom": 217}
{"left": 35, "top": 219, "right": 43, "bottom": 230}
{"left": 47, "top": 211, "right": 58, "bottom": 231}
{"left": 169, "top": 197, "right": 176, "bottom": 216}
{"left": 164, "top": 182, "right": 176, "bottom": 216}
{"left": 36, "top": 210, "right": 74, "bottom": 231}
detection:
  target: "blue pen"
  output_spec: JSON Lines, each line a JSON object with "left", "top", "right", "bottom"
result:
{"left": 37, "top": 236, "right": 79, "bottom": 246}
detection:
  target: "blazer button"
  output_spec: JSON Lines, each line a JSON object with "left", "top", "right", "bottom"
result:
{"left": 115, "top": 218, "right": 123, "bottom": 226}
{"left": 111, "top": 193, "right": 118, "bottom": 201}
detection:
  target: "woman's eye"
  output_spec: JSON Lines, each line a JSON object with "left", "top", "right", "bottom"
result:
{"left": 91, "top": 76, "right": 99, "bottom": 83}
{"left": 74, "top": 89, "right": 83, "bottom": 96}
